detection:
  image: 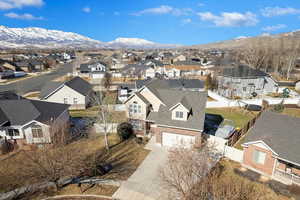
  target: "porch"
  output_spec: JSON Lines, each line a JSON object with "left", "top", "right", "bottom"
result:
{"left": 274, "top": 169, "right": 300, "bottom": 186}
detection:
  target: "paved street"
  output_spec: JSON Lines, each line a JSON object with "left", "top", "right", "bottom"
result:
{"left": 0, "top": 62, "right": 74, "bottom": 95}
{"left": 113, "top": 138, "right": 169, "bottom": 200}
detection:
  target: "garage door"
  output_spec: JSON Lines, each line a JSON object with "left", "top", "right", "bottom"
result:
{"left": 162, "top": 132, "right": 195, "bottom": 148}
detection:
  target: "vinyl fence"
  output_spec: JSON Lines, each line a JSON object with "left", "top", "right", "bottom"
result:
{"left": 206, "top": 134, "right": 243, "bottom": 163}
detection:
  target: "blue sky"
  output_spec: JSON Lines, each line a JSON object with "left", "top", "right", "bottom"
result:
{"left": 0, "top": 0, "right": 300, "bottom": 45}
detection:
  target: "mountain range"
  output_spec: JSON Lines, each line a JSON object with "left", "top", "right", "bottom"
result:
{"left": 0, "top": 26, "right": 179, "bottom": 49}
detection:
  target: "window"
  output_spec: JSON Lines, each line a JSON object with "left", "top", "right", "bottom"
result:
{"left": 176, "top": 111, "right": 184, "bottom": 119}
{"left": 253, "top": 150, "right": 266, "bottom": 165}
{"left": 243, "top": 87, "right": 247, "bottom": 92}
{"left": 63, "top": 98, "right": 68, "bottom": 104}
{"left": 129, "top": 103, "right": 141, "bottom": 114}
{"left": 32, "top": 125, "right": 43, "bottom": 138}
{"left": 73, "top": 98, "right": 78, "bottom": 104}
{"left": 7, "top": 129, "right": 20, "bottom": 137}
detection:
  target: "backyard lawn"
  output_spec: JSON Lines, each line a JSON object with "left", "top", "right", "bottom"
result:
{"left": 0, "top": 134, "right": 150, "bottom": 197}
{"left": 69, "top": 107, "right": 127, "bottom": 123}
{"left": 205, "top": 107, "right": 258, "bottom": 129}
{"left": 281, "top": 108, "right": 300, "bottom": 118}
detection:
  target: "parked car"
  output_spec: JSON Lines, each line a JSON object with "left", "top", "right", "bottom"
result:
{"left": 215, "top": 119, "right": 235, "bottom": 139}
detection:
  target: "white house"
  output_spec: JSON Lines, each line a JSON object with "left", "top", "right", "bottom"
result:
{"left": 40, "top": 77, "right": 94, "bottom": 110}
{"left": 0, "top": 99, "right": 70, "bottom": 147}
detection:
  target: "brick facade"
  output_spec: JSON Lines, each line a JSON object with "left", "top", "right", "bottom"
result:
{"left": 243, "top": 144, "right": 276, "bottom": 176}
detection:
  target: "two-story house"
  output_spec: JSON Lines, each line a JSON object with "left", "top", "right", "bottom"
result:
{"left": 242, "top": 111, "right": 300, "bottom": 185}
{"left": 118, "top": 78, "right": 205, "bottom": 103}
{"left": 217, "top": 65, "right": 279, "bottom": 98}
{"left": 124, "top": 79, "right": 207, "bottom": 148}
{"left": 80, "top": 62, "right": 107, "bottom": 79}
{"left": 40, "top": 77, "right": 94, "bottom": 110}
{"left": 0, "top": 99, "right": 70, "bottom": 148}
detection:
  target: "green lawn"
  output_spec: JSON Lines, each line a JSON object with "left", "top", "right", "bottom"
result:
{"left": 103, "top": 92, "right": 118, "bottom": 105}
{"left": 205, "top": 108, "right": 258, "bottom": 129}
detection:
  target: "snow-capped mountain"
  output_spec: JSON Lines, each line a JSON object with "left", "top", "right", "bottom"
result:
{"left": 107, "top": 37, "right": 179, "bottom": 49}
{"left": 0, "top": 26, "right": 178, "bottom": 49}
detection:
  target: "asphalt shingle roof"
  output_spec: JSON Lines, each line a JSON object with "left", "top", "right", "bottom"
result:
{"left": 0, "top": 99, "right": 69, "bottom": 126}
{"left": 147, "top": 89, "right": 207, "bottom": 131}
{"left": 40, "top": 77, "right": 92, "bottom": 99}
{"left": 222, "top": 65, "right": 268, "bottom": 78}
{"left": 65, "top": 77, "right": 92, "bottom": 96}
{"left": 243, "top": 111, "right": 300, "bottom": 165}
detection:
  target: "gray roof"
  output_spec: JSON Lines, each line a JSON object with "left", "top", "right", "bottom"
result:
{"left": 147, "top": 89, "right": 207, "bottom": 131}
{"left": 40, "top": 77, "right": 92, "bottom": 99}
{"left": 0, "top": 108, "right": 9, "bottom": 125}
{"left": 173, "top": 60, "right": 202, "bottom": 66}
{"left": 0, "top": 99, "right": 69, "bottom": 126}
{"left": 222, "top": 65, "right": 268, "bottom": 78}
{"left": 40, "top": 81, "right": 63, "bottom": 99}
{"left": 243, "top": 111, "right": 300, "bottom": 165}
{"left": 65, "top": 77, "right": 92, "bottom": 96}
{"left": 136, "top": 78, "right": 204, "bottom": 90}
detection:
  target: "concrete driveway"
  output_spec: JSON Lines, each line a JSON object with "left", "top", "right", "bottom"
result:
{"left": 113, "top": 138, "right": 168, "bottom": 200}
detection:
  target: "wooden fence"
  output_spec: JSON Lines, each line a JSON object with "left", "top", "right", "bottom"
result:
{"left": 227, "top": 111, "right": 262, "bottom": 146}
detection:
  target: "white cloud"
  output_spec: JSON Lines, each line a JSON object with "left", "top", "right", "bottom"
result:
{"left": 197, "top": 3, "right": 205, "bottom": 7}
{"left": 197, "top": 11, "right": 258, "bottom": 27}
{"left": 4, "top": 12, "right": 43, "bottom": 20}
{"left": 82, "top": 6, "right": 91, "bottom": 13}
{"left": 262, "top": 24, "right": 287, "bottom": 32}
{"left": 261, "top": 7, "right": 300, "bottom": 17}
{"left": 0, "top": 0, "right": 44, "bottom": 10}
{"left": 181, "top": 18, "right": 192, "bottom": 24}
{"left": 132, "top": 5, "right": 193, "bottom": 16}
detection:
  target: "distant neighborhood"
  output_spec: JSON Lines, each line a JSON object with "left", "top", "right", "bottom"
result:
{"left": 0, "top": 46, "right": 300, "bottom": 200}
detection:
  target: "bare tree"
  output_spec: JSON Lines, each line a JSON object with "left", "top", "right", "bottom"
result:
{"left": 90, "top": 72, "right": 113, "bottom": 151}
{"left": 160, "top": 144, "right": 219, "bottom": 200}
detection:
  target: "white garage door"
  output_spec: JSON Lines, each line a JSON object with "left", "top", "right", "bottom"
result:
{"left": 162, "top": 132, "right": 195, "bottom": 148}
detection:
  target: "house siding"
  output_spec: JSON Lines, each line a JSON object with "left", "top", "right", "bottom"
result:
{"left": 243, "top": 144, "right": 276, "bottom": 176}
{"left": 43, "top": 85, "right": 87, "bottom": 110}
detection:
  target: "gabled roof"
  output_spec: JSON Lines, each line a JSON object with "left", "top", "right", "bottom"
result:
{"left": 147, "top": 89, "right": 207, "bottom": 131}
{"left": 243, "top": 111, "right": 300, "bottom": 165}
{"left": 0, "top": 99, "right": 69, "bottom": 126}
{"left": 222, "top": 65, "right": 268, "bottom": 78}
{"left": 40, "top": 77, "right": 92, "bottom": 99}
{"left": 65, "top": 77, "right": 92, "bottom": 96}
{"left": 135, "top": 78, "right": 204, "bottom": 90}
{"left": 40, "top": 81, "right": 63, "bottom": 99}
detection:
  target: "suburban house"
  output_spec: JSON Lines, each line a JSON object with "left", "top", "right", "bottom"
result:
{"left": 80, "top": 61, "right": 107, "bottom": 79}
{"left": 124, "top": 79, "right": 207, "bottom": 148}
{"left": 165, "top": 60, "right": 211, "bottom": 77}
{"left": 118, "top": 78, "right": 205, "bottom": 103}
{"left": 0, "top": 99, "right": 70, "bottom": 147}
{"left": 40, "top": 77, "right": 94, "bottom": 110}
{"left": 217, "top": 65, "right": 279, "bottom": 98}
{"left": 242, "top": 111, "right": 300, "bottom": 185}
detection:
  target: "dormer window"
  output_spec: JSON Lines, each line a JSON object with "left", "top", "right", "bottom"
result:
{"left": 175, "top": 111, "right": 184, "bottom": 119}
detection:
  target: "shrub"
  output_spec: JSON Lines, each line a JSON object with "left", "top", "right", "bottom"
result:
{"left": 117, "top": 122, "right": 133, "bottom": 141}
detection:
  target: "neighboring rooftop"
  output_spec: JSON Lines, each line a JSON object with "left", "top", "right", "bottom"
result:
{"left": 136, "top": 78, "right": 204, "bottom": 90}
{"left": 222, "top": 65, "right": 268, "bottom": 78}
{"left": 0, "top": 99, "right": 69, "bottom": 126}
{"left": 40, "top": 77, "right": 92, "bottom": 99}
{"left": 243, "top": 111, "right": 300, "bottom": 165}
